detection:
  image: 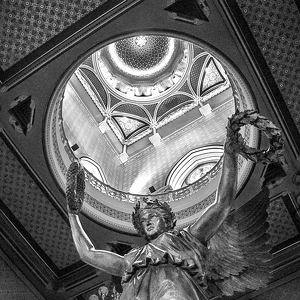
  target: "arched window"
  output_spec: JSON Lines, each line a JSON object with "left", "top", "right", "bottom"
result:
{"left": 185, "top": 162, "right": 216, "bottom": 185}
{"left": 166, "top": 145, "right": 223, "bottom": 189}
{"left": 80, "top": 157, "right": 107, "bottom": 184}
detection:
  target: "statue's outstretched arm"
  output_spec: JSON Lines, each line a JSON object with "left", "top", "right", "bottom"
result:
{"left": 66, "top": 161, "right": 125, "bottom": 276}
{"left": 69, "top": 213, "right": 125, "bottom": 276}
{"left": 189, "top": 122, "right": 239, "bottom": 243}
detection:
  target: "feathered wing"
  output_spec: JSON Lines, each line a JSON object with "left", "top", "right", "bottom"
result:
{"left": 204, "top": 187, "right": 273, "bottom": 297}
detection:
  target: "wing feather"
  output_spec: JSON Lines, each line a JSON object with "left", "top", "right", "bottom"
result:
{"left": 205, "top": 188, "right": 272, "bottom": 297}
{"left": 238, "top": 211, "right": 269, "bottom": 235}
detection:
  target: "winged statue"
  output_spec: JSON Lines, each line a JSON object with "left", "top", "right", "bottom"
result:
{"left": 66, "top": 110, "right": 284, "bottom": 299}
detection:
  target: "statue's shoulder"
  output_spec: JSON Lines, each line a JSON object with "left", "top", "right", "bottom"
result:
{"left": 124, "top": 243, "right": 148, "bottom": 259}
{"left": 173, "top": 226, "right": 192, "bottom": 237}
{"left": 123, "top": 246, "right": 140, "bottom": 265}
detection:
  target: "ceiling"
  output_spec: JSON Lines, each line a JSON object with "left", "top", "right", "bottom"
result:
{"left": 1, "top": 0, "right": 300, "bottom": 300}
{"left": 60, "top": 34, "right": 234, "bottom": 194}
{"left": 72, "top": 36, "right": 229, "bottom": 147}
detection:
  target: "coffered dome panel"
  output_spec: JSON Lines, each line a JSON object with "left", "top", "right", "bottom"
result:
{"left": 156, "top": 94, "right": 194, "bottom": 122}
{"left": 189, "top": 54, "right": 207, "bottom": 94}
{"left": 142, "top": 103, "right": 157, "bottom": 118}
{"left": 112, "top": 103, "right": 150, "bottom": 120}
{"left": 109, "top": 94, "right": 122, "bottom": 109}
{"left": 178, "top": 81, "right": 193, "bottom": 95}
{"left": 79, "top": 68, "right": 108, "bottom": 108}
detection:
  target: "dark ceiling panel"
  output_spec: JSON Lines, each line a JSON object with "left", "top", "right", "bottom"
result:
{"left": 80, "top": 68, "right": 108, "bottom": 108}
{"left": 189, "top": 54, "right": 207, "bottom": 95}
{"left": 142, "top": 103, "right": 157, "bottom": 118}
{"left": 112, "top": 103, "right": 149, "bottom": 120}
{"left": 109, "top": 94, "right": 122, "bottom": 109}
{"left": 157, "top": 94, "right": 193, "bottom": 122}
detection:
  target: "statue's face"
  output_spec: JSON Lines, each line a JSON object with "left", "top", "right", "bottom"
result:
{"left": 140, "top": 209, "right": 167, "bottom": 240}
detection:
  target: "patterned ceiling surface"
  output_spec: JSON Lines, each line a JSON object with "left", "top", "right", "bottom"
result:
{"left": 236, "top": 0, "right": 300, "bottom": 132}
{"left": 1, "top": 0, "right": 300, "bottom": 299}
{"left": 0, "top": 0, "right": 108, "bottom": 71}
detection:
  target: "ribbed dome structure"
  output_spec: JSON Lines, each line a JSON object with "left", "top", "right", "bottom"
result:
{"left": 110, "top": 36, "right": 175, "bottom": 77}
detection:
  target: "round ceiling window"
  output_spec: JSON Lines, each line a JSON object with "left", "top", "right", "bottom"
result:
{"left": 45, "top": 33, "right": 258, "bottom": 234}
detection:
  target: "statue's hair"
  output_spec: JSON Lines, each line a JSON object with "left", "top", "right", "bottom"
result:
{"left": 132, "top": 198, "right": 177, "bottom": 240}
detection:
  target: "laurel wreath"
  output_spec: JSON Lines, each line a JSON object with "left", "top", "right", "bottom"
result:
{"left": 66, "top": 161, "right": 86, "bottom": 214}
{"left": 227, "top": 110, "right": 285, "bottom": 163}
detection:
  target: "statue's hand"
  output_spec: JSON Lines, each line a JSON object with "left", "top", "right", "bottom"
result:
{"left": 224, "top": 114, "right": 245, "bottom": 155}
{"left": 66, "top": 161, "right": 86, "bottom": 214}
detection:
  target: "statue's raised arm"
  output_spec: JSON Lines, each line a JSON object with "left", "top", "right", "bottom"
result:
{"left": 189, "top": 117, "right": 240, "bottom": 243}
{"left": 66, "top": 161, "right": 125, "bottom": 276}
{"left": 189, "top": 110, "right": 285, "bottom": 298}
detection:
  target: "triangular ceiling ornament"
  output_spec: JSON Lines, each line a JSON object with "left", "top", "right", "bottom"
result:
{"left": 8, "top": 95, "right": 35, "bottom": 135}
{"left": 113, "top": 116, "right": 148, "bottom": 140}
{"left": 199, "top": 57, "right": 226, "bottom": 96}
{"left": 164, "top": 0, "right": 210, "bottom": 25}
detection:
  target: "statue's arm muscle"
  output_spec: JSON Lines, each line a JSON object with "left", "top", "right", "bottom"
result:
{"left": 69, "top": 214, "right": 125, "bottom": 276}
{"left": 189, "top": 145, "right": 238, "bottom": 243}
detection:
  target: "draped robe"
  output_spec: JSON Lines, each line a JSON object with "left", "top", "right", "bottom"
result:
{"left": 121, "top": 228, "right": 208, "bottom": 300}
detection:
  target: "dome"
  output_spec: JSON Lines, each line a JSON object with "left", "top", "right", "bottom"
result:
{"left": 108, "top": 36, "right": 175, "bottom": 77}
{"left": 46, "top": 34, "right": 259, "bottom": 233}
{"left": 97, "top": 35, "right": 190, "bottom": 101}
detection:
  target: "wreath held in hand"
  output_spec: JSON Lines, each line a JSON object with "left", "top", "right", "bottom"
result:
{"left": 227, "top": 110, "right": 285, "bottom": 163}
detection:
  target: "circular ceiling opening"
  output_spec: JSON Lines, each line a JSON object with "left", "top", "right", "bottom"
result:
{"left": 45, "top": 33, "right": 258, "bottom": 233}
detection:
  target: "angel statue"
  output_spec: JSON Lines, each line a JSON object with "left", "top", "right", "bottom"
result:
{"left": 66, "top": 110, "right": 282, "bottom": 300}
